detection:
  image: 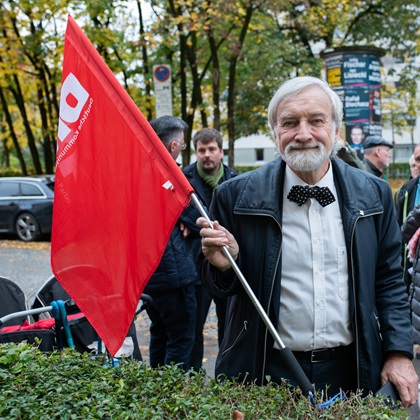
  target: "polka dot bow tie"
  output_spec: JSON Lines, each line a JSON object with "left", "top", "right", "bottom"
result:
{"left": 287, "top": 185, "right": 336, "bottom": 207}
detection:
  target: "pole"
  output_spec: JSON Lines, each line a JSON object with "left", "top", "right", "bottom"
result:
{"left": 190, "top": 193, "right": 314, "bottom": 396}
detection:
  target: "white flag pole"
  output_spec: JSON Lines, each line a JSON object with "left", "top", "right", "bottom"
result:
{"left": 190, "top": 192, "right": 314, "bottom": 396}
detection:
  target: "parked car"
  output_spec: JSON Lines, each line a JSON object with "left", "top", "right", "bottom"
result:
{"left": 0, "top": 176, "right": 54, "bottom": 241}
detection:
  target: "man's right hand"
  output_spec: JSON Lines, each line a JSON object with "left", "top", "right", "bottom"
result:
{"left": 197, "top": 217, "right": 239, "bottom": 272}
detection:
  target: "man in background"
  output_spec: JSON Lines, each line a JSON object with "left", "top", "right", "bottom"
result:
{"left": 395, "top": 145, "right": 420, "bottom": 290}
{"left": 410, "top": 154, "right": 418, "bottom": 179}
{"left": 362, "top": 135, "right": 393, "bottom": 178}
{"left": 143, "top": 115, "right": 197, "bottom": 371}
{"left": 183, "top": 127, "right": 237, "bottom": 371}
{"left": 396, "top": 144, "right": 420, "bottom": 226}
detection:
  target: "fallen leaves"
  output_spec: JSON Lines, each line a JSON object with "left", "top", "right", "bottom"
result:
{"left": 0, "top": 239, "right": 50, "bottom": 251}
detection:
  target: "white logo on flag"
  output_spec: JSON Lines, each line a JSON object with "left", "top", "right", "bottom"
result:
{"left": 162, "top": 180, "right": 174, "bottom": 190}
{"left": 58, "top": 73, "right": 90, "bottom": 142}
{"left": 56, "top": 72, "right": 94, "bottom": 167}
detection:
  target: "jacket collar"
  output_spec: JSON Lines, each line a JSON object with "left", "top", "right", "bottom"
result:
{"left": 233, "top": 157, "right": 384, "bottom": 222}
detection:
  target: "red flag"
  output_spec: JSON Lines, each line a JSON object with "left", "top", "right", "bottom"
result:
{"left": 51, "top": 15, "right": 194, "bottom": 356}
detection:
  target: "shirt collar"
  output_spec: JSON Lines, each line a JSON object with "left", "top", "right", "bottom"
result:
{"left": 285, "top": 161, "right": 334, "bottom": 193}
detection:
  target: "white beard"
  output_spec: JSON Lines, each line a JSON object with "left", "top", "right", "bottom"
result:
{"left": 281, "top": 141, "right": 331, "bottom": 172}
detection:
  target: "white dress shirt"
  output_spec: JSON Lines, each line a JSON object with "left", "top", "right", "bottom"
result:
{"left": 275, "top": 164, "right": 353, "bottom": 351}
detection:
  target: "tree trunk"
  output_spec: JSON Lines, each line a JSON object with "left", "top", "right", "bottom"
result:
{"left": 9, "top": 74, "right": 43, "bottom": 174}
{"left": 0, "top": 85, "right": 28, "bottom": 175}
{"left": 208, "top": 31, "right": 221, "bottom": 131}
{"left": 37, "top": 83, "right": 54, "bottom": 173}
{"left": 226, "top": 3, "right": 255, "bottom": 167}
{"left": 0, "top": 116, "right": 10, "bottom": 169}
{"left": 44, "top": 65, "right": 58, "bottom": 164}
{"left": 136, "top": 0, "right": 153, "bottom": 121}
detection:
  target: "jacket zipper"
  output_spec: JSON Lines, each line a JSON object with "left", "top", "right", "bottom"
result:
{"left": 350, "top": 210, "right": 383, "bottom": 390}
{"left": 374, "top": 312, "right": 383, "bottom": 341}
{"left": 234, "top": 207, "right": 383, "bottom": 388}
{"left": 222, "top": 321, "right": 248, "bottom": 355}
{"left": 235, "top": 210, "right": 282, "bottom": 384}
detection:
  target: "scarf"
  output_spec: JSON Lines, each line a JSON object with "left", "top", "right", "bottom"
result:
{"left": 196, "top": 162, "right": 224, "bottom": 191}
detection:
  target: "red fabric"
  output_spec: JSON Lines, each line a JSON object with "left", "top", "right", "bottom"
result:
{"left": 408, "top": 226, "right": 420, "bottom": 261}
{"left": 1, "top": 314, "right": 84, "bottom": 333}
{"left": 51, "top": 15, "right": 194, "bottom": 356}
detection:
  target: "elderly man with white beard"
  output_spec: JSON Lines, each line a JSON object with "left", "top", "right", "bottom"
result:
{"left": 196, "top": 76, "right": 418, "bottom": 407}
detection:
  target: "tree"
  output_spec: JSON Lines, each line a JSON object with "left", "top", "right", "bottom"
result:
{"left": 0, "top": 0, "right": 67, "bottom": 174}
{"left": 0, "top": 85, "right": 28, "bottom": 174}
{"left": 1, "top": 0, "right": 418, "bottom": 174}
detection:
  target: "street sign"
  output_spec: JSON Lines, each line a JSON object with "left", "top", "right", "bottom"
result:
{"left": 153, "top": 64, "right": 173, "bottom": 117}
{"left": 154, "top": 65, "right": 171, "bottom": 82}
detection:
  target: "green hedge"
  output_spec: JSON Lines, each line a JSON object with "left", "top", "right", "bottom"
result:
{"left": 0, "top": 342, "right": 408, "bottom": 419}
{"left": 384, "top": 163, "right": 411, "bottom": 180}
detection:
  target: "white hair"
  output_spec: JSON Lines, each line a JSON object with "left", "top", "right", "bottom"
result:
{"left": 267, "top": 76, "right": 343, "bottom": 140}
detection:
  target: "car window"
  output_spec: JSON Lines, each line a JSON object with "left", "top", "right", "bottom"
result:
{"left": 21, "top": 183, "right": 44, "bottom": 196}
{"left": 0, "top": 182, "right": 20, "bottom": 197}
{"left": 45, "top": 181, "right": 55, "bottom": 192}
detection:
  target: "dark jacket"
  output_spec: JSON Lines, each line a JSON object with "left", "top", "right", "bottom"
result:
{"left": 363, "top": 158, "right": 382, "bottom": 177}
{"left": 144, "top": 210, "right": 198, "bottom": 292}
{"left": 183, "top": 162, "right": 237, "bottom": 269}
{"left": 183, "top": 162, "right": 237, "bottom": 209}
{"left": 199, "top": 157, "right": 412, "bottom": 394}
{"left": 402, "top": 205, "right": 420, "bottom": 344}
{"left": 395, "top": 177, "right": 419, "bottom": 288}
{"left": 395, "top": 176, "right": 419, "bottom": 227}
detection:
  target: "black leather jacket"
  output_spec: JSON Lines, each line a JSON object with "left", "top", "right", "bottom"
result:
{"left": 183, "top": 162, "right": 237, "bottom": 272}
{"left": 200, "top": 157, "right": 412, "bottom": 393}
{"left": 402, "top": 205, "right": 420, "bottom": 344}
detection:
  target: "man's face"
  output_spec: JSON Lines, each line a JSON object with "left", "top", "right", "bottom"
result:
{"left": 413, "top": 147, "right": 420, "bottom": 177}
{"left": 377, "top": 145, "right": 392, "bottom": 169}
{"left": 350, "top": 127, "right": 364, "bottom": 145}
{"left": 275, "top": 86, "right": 338, "bottom": 173}
{"left": 196, "top": 139, "right": 224, "bottom": 175}
{"left": 411, "top": 159, "right": 418, "bottom": 178}
{"left": 170, "top": 133, "right": 185, "bottom": 160}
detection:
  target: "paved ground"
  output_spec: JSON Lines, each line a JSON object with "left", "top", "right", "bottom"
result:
{"left": 0, "top": 236, "right": 218, "bottom": 378}
{"left": 0, "top": 236, "right": 419, "bottom": 417}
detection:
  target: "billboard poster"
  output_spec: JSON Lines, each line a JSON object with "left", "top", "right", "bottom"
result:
{"left": 346, "top": 124, "right": 368, "bottom": 160}
{"left": 325, "top": 54, "right": 344, "bottom": 103}
{"left": 325, "top": 54, "right": 343, "bottom": 87}
{"left": 369, "top": 88, "right": 381, "bottom": 124}
{"left": 343, "top": 54, "right": 369, "bottom": 87}
{"left": 368, "top": 56, "right": 381, "bottom": 85}
{"left": 321, "top": 46, "right": 385, "bottom": 158}
{"left": 344, "top": 88, "right": 370, "bottom": 122}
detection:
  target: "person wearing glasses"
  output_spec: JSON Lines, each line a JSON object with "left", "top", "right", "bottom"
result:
{"left": 143, "top": 115, "right": 198, "bottom": 371}
{"left": 183, "top": 128, "right": 237, "bottom": 372}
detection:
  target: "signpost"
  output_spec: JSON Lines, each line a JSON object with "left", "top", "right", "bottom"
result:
{"left": 153, "top": 64, "right": 173, "bottom": 118}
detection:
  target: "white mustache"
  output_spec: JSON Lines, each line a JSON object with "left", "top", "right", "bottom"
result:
{"left": 286, "top": 141, "right": 320, "bottom": 151}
